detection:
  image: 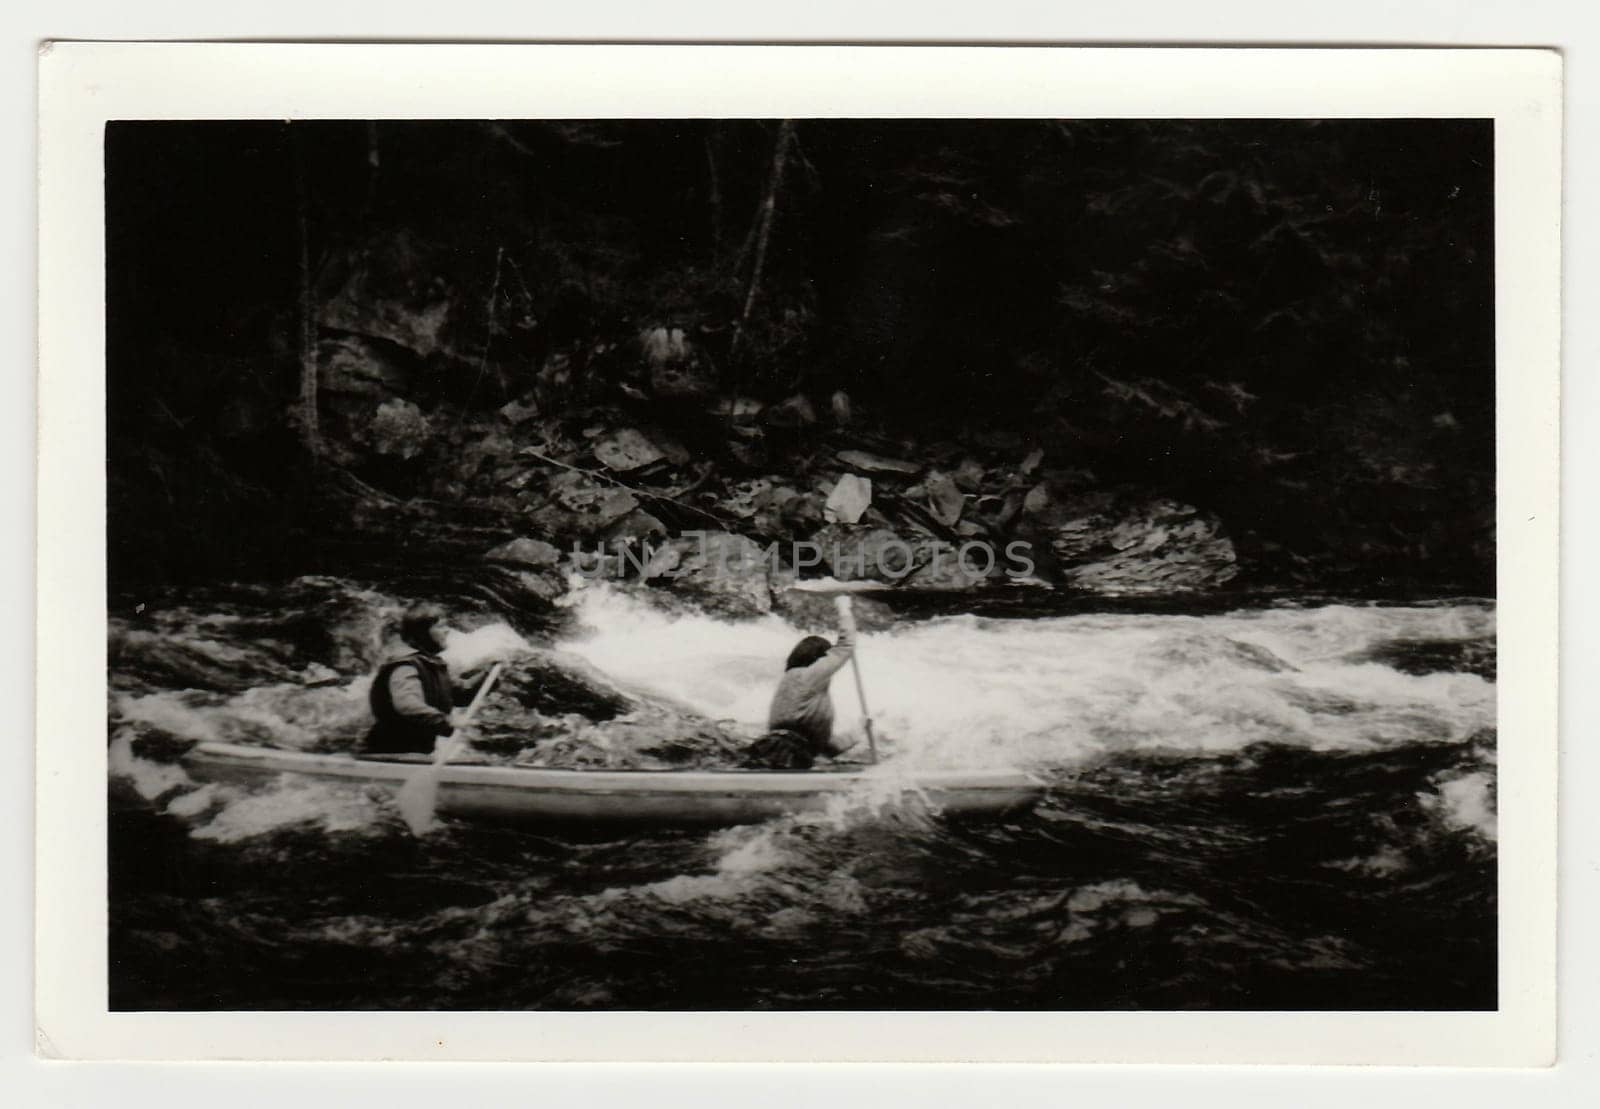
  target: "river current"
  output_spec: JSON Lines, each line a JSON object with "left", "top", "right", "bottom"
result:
{"left": 107, "top": 575, "right": 1497, "bottom": 1010}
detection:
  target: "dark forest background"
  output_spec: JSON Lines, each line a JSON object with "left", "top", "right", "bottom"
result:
{"left": 106, "top": 118, "right": 1494, "bottom": 600}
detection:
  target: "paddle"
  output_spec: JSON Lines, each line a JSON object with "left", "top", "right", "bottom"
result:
{"left": 833, "top": 595, "right": 879, "bottom": 764}
{"left": 396, "top": 662, "right": 504, "bottom": 835}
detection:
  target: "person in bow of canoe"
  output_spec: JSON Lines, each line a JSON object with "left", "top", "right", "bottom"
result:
{"left": 362, "top": 603, "right": 492, "bottom": 757}
{"left": 741, "top": 596, "right": 861, "bottom": 770}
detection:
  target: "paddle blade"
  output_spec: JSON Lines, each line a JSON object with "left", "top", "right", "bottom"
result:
{"left": 395, "top": 765, "right": 443, "bottom": 835}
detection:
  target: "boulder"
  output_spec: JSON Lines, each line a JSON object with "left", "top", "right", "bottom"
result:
{"left": 592, "top": 427, "right": 666, "bottom": 472}
{"left": 722, "top": 477, "right": 774, "bottom": 520}
{"left": 923, "top": 470, "right": 965, "bottom": 527}
{"left": 835, "top": 449, "right": 922, "bottom": 477}
{"left": 366, "top": 398, "right": 433, "bottom": 460}
{"left": 499, "top": 397, "right": 540, "bottom": 425}
{"left": 645, "top": 530, "right": 775, "bottom": 617}
{"left": 642, "top": 327, "right": 717, "bottom": 401}
{"left": 603, "top": 509, "right": 669, "bottom": 549}
{"left": 318, "top": 235, "right": 457, "bottom": 358}
{"left": 1041, "top": 496, "right": 1239, "bottom": 594}
{"left": 780, "top": 492, "right": 827, "bottom": 533}
{"left": 902, "top": 541, "right": 1007, "bottom": 590}
{"left": 640, "top": 325, "right": 690, "bottom": 365}
{"left": 953, "top": 457, "right": 988, "bottom": 493}
{"left": 528, "top": 469, "right": 639, "bottom": 538}
{"left": 765, "top": 393, "right": 818, "bottom": 428}
{"left": 772, "top": 588, "right": 894, "bottom": 633}
{"left": 319, "top": 335, "right": 410, "bottom": 398}
{"left": 824, "top": 474, "right": 873, "bottom": 525}
{"left": 709, "top": 395, "right": 765, "bottom": 424}
{"left": 484, "top": 537, "right": 563, "bottom": 569}
{"left": 809, "top": 523, "right": 929, "bottom": 583}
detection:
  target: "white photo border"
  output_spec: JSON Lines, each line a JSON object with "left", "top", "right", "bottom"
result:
{"left": 36, "top": 43, "right": 1561, "bottom": 1064}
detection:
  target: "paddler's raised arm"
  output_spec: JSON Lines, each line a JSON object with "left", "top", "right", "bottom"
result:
{"left": 806, "top": 598, "right": 859, "bottom": 679}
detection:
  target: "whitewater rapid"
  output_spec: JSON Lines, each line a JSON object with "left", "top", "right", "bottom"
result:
{"left": 555, "top": 581, "right": 1495, "bottom": 769}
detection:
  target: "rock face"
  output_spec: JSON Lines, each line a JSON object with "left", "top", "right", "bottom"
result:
{"left": 319, "top": 234, "right": 459, "bottom": 359}
{"left": 771, "top": 588, "right": 895, "bottom": 632}
{"left": 835, "top": 449, "right": 922, "bottom": 477}
{"left": 592, "top": 427, "right": 666, "bottom": 472}
{"left": 529, "top": 470, "right": 640, "bottom": 538}
{"left": 809, "top": 523, "right": 928, "bottom": 582}
{"left": 644, "top": 530, "right": 775, "bottom": 617}
{"left": 484, "top": 537, "right": 562, "bottom": 569}
{"left": 1034, "top": 494, "right": 1239, "bottom": 594}
{"left": 922, "top": 470, "right": 965, "bottom": 527}
{"left": 823, "top": 474, "right": 873, "bottom": 524}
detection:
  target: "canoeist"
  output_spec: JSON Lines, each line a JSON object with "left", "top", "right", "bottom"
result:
{"left": 363, "top": 604, "right": 489, "bottom": 756}
{"left": 742, "top": 599, "right": 861, "bottom": 770}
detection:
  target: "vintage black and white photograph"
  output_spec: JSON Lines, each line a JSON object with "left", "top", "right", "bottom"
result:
{"left": 94, "top": 105, "right": 1515, "bottom": 1017}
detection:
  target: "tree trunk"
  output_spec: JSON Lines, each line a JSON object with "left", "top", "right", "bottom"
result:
{"left": 293, "top": 127, "right": 319, "bottom": 462}
{"left": 704, "top": 126, "right": 723, "bottom": 259}
{"left": 731, "top": 119, "right": 795, "bottom": 359}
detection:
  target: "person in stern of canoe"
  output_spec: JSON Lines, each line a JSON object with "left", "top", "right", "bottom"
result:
{"left": 362, "top": 603, "right": 491, "bottom": 757}
{"left": 742, "top": 596, "right": 862, "bottom": 770}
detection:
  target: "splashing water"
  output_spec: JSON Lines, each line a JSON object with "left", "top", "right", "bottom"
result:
{"left": 106, "top": 575, "right": 1498, "bottom": 1011}
{"left": 556, "top": 581, "right": 1495, "bottom": 769}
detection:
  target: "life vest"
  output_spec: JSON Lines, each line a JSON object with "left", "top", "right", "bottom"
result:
{"left": 369, "top": 652, "right": 453, "bottom": 723}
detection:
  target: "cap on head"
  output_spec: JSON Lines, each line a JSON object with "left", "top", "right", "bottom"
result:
{"left": 398, "top": 603, "right": 448, "bottom": 654}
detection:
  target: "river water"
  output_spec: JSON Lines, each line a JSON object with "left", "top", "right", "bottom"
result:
{"left": 107, "top": 575, "right": 1497, "bottom": 1011}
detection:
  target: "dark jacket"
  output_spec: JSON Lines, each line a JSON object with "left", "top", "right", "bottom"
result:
{"left": 363, "top": 652, "right": 466, "bottom": 755}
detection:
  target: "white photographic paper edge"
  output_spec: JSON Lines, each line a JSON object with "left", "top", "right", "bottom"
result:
{"left": 36, "top": 42, "right": 1561, "bottom": 1064}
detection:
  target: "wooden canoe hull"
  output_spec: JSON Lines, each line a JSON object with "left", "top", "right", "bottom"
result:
{"left": 182, "top": 742, "right": 1046, "bottom": 829}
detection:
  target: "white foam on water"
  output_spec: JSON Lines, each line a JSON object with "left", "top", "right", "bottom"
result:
{"left": 1422, "top": 771, "right": 1498, "bottom": 840}
{"left": 108, "top": 732, "right": 194, "bottom": 799}
{"left": 557, "top": 582, "right": 1496, "bottom": 770}
{"left": 442, "top": 622, "right": 536, "bottom": 673}
{"left": 187, "top": 776, "right": 393, "bottom": 843}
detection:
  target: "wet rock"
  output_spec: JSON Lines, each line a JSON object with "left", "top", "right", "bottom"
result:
{"left": 902, "top": 541, "right": 1007, "bottom": 590}
{"left": 765, "top": 393, "right": 818, "bottom": 428}
{"left": 319, "top": 335, "right": 411, "bottom": 398}
{"left": 643, "top": 327, "right": 716, "bottom": 401}
{"left": 319, "top": 235, "right": 457, "bottom": 358}
{"left": 726, "top": 438, "right": 768, "bottom": 469}
{"left": 772, "top": 588, "right": 894, "bottom": 632}
{"left": 824, "top": 474, "right": 873, "bottom": 525}
{"left": 830, "top": 390, "right": 852, "bottom": 425}
{"left": 528, "top": 470, "right": 639, "bottom": 538}
{"left": 1355, "top": 637, "right": 1497, "bottom": 681}
{"left": 722, "top": 478, "right": 774, "bottom": 520}
{"left": 780, "top": 492, "right": 827, "bottom": 533}
{"left": 640, "top": 325, "right": 690, "bottom": 365}
{"left": 923, "top": 470, "right": 965, "bottom": 527}
{"left": 750, "top": 485, "right": 802, "bottom": 538}
{"left": 603, "top": 509, "right": 669, "bottom": 549}
{"left": 365, "top": 398, "right": 433, "bottom": 459}
{"left": 644, "top": 530, "right": 775, "bottom": 617}
{"left": 484, "top": 537, "right": 563, "bottom": 569}
{"left": 835, "top": 449, "right": 922, "bottom": 477}
{"left": 809, "top": 523, "right": 929, "bottom": 582}
{"left": 592, "top": 427, "right": 666, "bottom": 472}
{"left": 953, "top": 457, "right": 988, "bottom": 493}
{"left": 1042, "top": 496, "right": 1239, "bottom": 594}
{"left": 709, "top": 395, "right": 765, "bottom": 424}
{"left": 644, "top": 429, "right": 693, "bottom": 467}
{"left": 509, "top": 569, "right": 568, "bottom": 604}
{"left": 498, "top": 397, "right": 540, "bottom": 425}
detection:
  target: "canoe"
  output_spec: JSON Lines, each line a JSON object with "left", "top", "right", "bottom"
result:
{"left": 183, "top": 741, "right": 1045, "bottom": 829}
